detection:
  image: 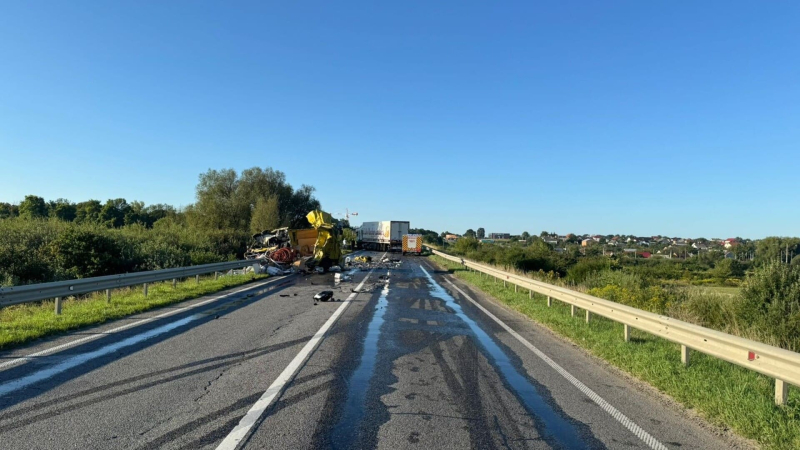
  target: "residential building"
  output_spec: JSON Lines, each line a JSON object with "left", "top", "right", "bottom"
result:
{"left": 489, "top": 233, "right": 511, "bottom": 240}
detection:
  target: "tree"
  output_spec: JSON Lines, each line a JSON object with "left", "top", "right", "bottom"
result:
{"left": 191, "top": 167, "right": 321, "bottom": 231}
{"left": 100, "top": 198, "right": 132, "bottom": 228}
{"left": 250, "top": 196, "right": 280, "bottom": 234}
{"left": 713, "top": 258, "right": 745, "bottom": 279}
{"left": 50, "top": 199, "right": 77, "bottom": 222}
{"left": 0, "top": 202, "right": 18, "bottom": 219}
{"left": 476, "top": 228, "right": 485, "bottom": 239}
{"left": 521, "top": 231, "right": 530, "bottom": 240}
{"left": 18, "top": 195, "right": 48, "bottom": 219}
{"left": 465, "top": 229, "right": 476, "bottom": 238}
{"left": 75, "top": 200, "right": 102, "bottom": 223}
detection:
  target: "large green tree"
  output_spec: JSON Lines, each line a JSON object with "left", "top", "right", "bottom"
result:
{"left": 191, "top": 167, "right": 320, "bottom": 231}
{"left": 476, "top": 227, "right": 485, "bottom": 239}
{"left": 50, "top": 199, "right": 77, "bottom": 222}
{"left": 250, "top": 195, "right": 280, "bottom": 234}
{"left": 0, "top": 202, "right": 18, "bottom": 219}
{"left": 19, "top": 195, "right": 48, "bottom": 219}
{"left": 75, "top": 200, "right": 102, "bottom": 223}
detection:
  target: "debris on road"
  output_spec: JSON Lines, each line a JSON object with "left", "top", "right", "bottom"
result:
{"left": 314, "top": 290, "right": 334, "bottom": 305}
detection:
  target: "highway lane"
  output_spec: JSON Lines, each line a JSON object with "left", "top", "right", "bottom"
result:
{"left": 0, "top": 251, "right": 745, "bottom": 449}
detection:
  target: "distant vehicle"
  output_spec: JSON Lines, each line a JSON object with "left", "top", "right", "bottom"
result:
{"left": 357, "top": 221, "right": 410, "bottom": 252}
{"left": 313, "top": 291, "right": 334, "bottom": 303}
{"left": 402, "top": 234, "right": 422, "bottom": 255}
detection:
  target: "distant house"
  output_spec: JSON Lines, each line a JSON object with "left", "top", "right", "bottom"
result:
{"left": 581, "top": 238, "right": 593, "bottom": 247}
{"left": 692, "top": 243, "right": 709, "bottom": 251}
{"left": 724, "top": 238, "right": 738, "bottom": 249}
{"left": 543, "top": 239, "right": 558, "bottom": 245}
{"left": 592, "top": 235, "right": 603, "bottom": 242}
{"left": 641, "top": 252, "right": 652, "bottom": 258}
{"left": 445, "top": 234, "right": 460, "bottom": 243}
{"left": 489, "top": 233, "right": 511, "bottom": 240}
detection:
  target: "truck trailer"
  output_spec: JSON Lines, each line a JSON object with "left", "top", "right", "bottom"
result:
{"left": 357, "top": 221, "right": 410, "bottom": 252}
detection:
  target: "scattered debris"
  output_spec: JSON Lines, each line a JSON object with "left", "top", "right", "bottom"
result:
{"left": 314, "top": 290, "right": 334, "bottom": 305}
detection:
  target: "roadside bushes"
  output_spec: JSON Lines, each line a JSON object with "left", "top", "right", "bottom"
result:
{"left": 566, "top": 258, "right": 611, "bottom": 284}
{"left": 738, "top": 262, "right": 800, "bottom": 350}
{"left": 585, "top": 270, "right": 675, "bottom": 313}
{"left": 0, "top": 218, "right": 249, "bottom": 286}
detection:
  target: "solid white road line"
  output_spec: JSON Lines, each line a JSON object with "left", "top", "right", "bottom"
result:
{"left": 422, "top": 263, "right": 669, "bottom": 450}
{"left": 216, "top": 252, "right": 386, "bottom": 450}
{"left": 0, "top": 276, "right": 285, "bottom": 372}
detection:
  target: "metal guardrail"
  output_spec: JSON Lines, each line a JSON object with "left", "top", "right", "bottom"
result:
{"left": 0, "top": 260, "right": 260, "bottom": 313}
{"left": 428, "top": 247, "right": 800, "bottom": 405}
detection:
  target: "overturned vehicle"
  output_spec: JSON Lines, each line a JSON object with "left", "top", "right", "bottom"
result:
{"left": 245, "top": 210, "right": 342, "bottom": 273}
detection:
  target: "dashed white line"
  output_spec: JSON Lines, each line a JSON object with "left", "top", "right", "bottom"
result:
{"left": 423, "top": 263, "right": 669, "bottom": 450}
{"left": 216, "top": 252, "right": 386, "bottom": 450}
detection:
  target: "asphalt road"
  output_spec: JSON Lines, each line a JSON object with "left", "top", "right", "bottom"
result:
{"left": 0, "top": 251, "right": 745, "bottom": 449}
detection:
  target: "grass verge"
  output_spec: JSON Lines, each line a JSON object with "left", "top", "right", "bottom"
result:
{"left": 0, "top": 273, "right": 268, "bottom": 350}
{"left": 430, "top": 255, "right": 800, "bottom": 450}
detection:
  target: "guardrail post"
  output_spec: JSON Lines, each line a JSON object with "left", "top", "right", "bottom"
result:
{"left": 681, "top": 345, "right": 690, "bottom": 366}
{"left": 547, "top": 296, "right": 552, "bottom": 307}
{"left": 529, "top": 289, "right": 532, "bottom": 299}
{"left": 105, "top": 289, "right": 111, "bottom": 303}
{"left": 215, "top": 272, "right": 219, "bottom": 280}
{"left": 172, "top": 278, "right": 177, "bottom": 288}
{"left": 571, "top": 305, "right": 576, "bottom": 317}
{"left": 585, "top": 310, "right": 591, "bottom": 323}
{"left": 623, "top": 324, "right": 630, "bottom": 342}
{"left": 514, "top": 284, "right": 517, "bottom": 293}
{"left": 504, "top": 280, "right": 507, "bottom": 288}
{"left": 143, "top": 283, "right": 148, "bottom": 297}
{"left": 196, "top": 275, "right": 200, "bottom": 284}
{"left": 54, "top": 297, "right": 62, "bottom": 315}
{"left": 775, "top": 379, "right": 787, "bottom": 405}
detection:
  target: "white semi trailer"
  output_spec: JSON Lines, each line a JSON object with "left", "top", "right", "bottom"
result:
{"left": 357, "top": 221, "right": 410, "bottom": 252}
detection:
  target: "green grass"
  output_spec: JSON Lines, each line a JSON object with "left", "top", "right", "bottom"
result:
{"left": 698, "top": 285, "right": 740, "bottom": 296}
{"left": 0, "top": 273, "right": 268, "bottom": 350}
{"left": 430, "top": 255, "right": 800, "bottom": 450}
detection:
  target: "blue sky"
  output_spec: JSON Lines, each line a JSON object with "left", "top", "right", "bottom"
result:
{"left": 1, "top": 1, "right": 798, "bottom": 239}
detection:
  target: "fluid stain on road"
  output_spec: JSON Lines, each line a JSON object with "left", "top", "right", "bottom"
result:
{"left": 329, "top": 271, "right": 391, "bottom": 448}
{"left": 419, "top": 265, "right": 590, "bottom": 450}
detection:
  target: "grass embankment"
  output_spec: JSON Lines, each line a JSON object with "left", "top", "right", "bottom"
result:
{"left": 430, "top": 255, "right": 800, "bottom": 450}
{"left": 0, "top": 273, "right": 267, "bottom": 350}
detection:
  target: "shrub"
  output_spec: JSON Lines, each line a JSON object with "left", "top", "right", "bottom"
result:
{"left": 739, "top": 262, "right": 800, "bottom": 350}
{"left": 566, "top": 258, "right": 610, "bottom": 284}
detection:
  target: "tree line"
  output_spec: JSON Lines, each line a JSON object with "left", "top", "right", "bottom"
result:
{"left": 0, "top": 167, "right": 323, "bottom": 286}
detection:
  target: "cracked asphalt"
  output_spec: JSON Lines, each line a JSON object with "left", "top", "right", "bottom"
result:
{"left": 0, "top": 251, "right": 746, "bottom": 449}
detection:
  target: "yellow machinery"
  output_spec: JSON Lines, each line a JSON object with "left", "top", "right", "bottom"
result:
{"left": 290, "top": 210, "right": 342, "bottom": 271}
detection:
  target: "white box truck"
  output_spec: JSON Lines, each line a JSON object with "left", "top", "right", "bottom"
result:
{"left": 357, "top": 221, "right": 410, "bottom": 252}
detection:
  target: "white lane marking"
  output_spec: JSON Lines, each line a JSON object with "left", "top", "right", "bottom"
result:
{"left": 0, "top": 315, "right": 199, "bottom": 397}
{"left": 0, "top": 277, "right": 284, "bottom": 372}
{"left": 216, "top": 252, "right": 386, "bottom": 450}
{"left": 422, "top": 264, "right": 669, "bottom": 450}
